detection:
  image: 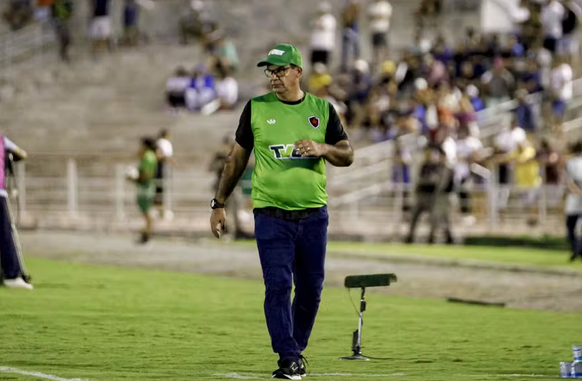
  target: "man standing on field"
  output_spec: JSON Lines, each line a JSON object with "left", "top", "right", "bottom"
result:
{"left": 209, "top": 44, "right": 354, "bottom": 380}
{"left": 0, "top": 134, "right": 32, "bottom": 289}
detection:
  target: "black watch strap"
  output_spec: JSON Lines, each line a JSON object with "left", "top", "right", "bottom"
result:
{"left": 210, "top": 198, "right": 225, "bottom": 209}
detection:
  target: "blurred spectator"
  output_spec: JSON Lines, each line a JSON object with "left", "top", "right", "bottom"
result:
{"left": 456, "top": 93, "right": 478, "bottom": 137}
{"left": 414, "top": 0, "right": 442, "bottom": 32}
{"left": 481, "top": 57, "right": 516, "bottom": 107}
{"left": 340, "top": 0, "right": 361, "bottom": 72}
{"left": 347, "top": 59, "right": 373, "bottom": 131}
{"left": 549, "top": 55, "right": 573, "bottom": 135}
{"left": 406, "top": 143, "right": 454, "bottom": 244}
{"left": 209, "top": 34, "right": 239, "bottom": 74}
{"left": 424, "top": 54, "right": 449, "bottom": 88}
{"left": 185, "top": 65, "right": 217, "bottom": 112}
{"left": 520, "top": 57, "right": 544, "bottom": 93}
{"left": 3, "top": 0, "right": 33, "bottom": 31}
{"left": 527, "top": 38, "right": 553, "bottom": 88}
{"left": 179, "top": 0, "right": 216, "bottom": 46}
{"left": 455, "top": 125, "right": 483, "bottom": 225}
{"left": 367, "top": 0, "right": 392, "bottom": 66}
{"left": 89, "top": 0, "right": 112, "bottom": 57}
{"left": 508, "top": 140, "right": 541, "bottom": 225}
{"left": 466, "top": 85, "right": 485, "bottom": 113}
{"left": 496, "top": 115, "right": 527, "bottom": 154}
{"left": 432, "top": 34, "right": 454, "bottom": 65}
{"left": 391, "top": 138, "right": 412, "bottom": 212}
{"left": 409, "top": 30, "right": 433, "bottom": 56}
{"left": 308, "top": 63, "right": 332, "bottom": 94}
{"left": 541, "top": 0, "right": 565, "bottom": 54}
{"left": 51, "top": 0, "right": 73, "bottom": 62}
{"left": 513, "top": 89, "right": 537, "bottom": 134}
{"left": 457, "top": 60, "right": 479, "bottom": 89}
{"left": 310, "top": 2, "right": 336, "bottom": 68}
{"left": 537, "top": 138, "right": 562, "bottom": 208}
{"left": 493, "top": 116, "right": 526, "bottom": 209}
{"left": 122, "top": 0, "right": 140, "bottom": 46}
{"left": 35, "top": 0, "right": 54, "bottom": 23}
{"left": 519, "top": 0, "right": 542, "bottom": 50}
{"left": 559, "top": 0, "right": 582, "bottom": 66}
{"left": 412, "top": 79, "right": 438, "bottom": 135}
{"left": 166, "top": 66, "right": 190, "bottom": 109}
{"left": 154, "top": 129, "right": 174, "bottom": 221}
{"left": 436, "top": 81, "right": 460, "bottom": 132}
{"left": 565, "top": 140, "right": 582, "bottom": 261}
{"left": 215, "top": 61, "right": 238, "bottom": 110}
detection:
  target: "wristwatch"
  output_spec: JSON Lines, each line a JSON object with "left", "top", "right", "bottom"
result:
{"left": 210, "top": 198, "right": 225, "bottom": 209}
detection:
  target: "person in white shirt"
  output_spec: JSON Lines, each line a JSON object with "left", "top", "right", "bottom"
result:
{"left": 541, "top": 0, "right": 566, "bottom": 53}
{"left": 565, "top": 140, "right": 582, "bottom": 261}
{"left": 549, "top": 55, "right": 573, "bottom": 134}
{"left": 493, "top": 116, "right": 526, "bottom": 209}
{"left": 0, "top": 135, "right": 32, "bottom": 290}
{"left": 368, "top": 0, "right": 392, "bottom": 66}
{"left": 155, "top": 129, "right": 175, "bottom": 220}
{"left": 215, "top": 62, "right": 238, "bottom": 110}
{"left": 455, "top": 126, "right": 483, "bottom": 225}
{"left": 310, "top": 2, "right": 337, "bottom": 68}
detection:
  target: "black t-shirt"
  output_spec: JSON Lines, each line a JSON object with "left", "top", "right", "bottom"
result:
{"left": 235, "top": 95, "right": 349, "bottom": 150}
{"left": 93, "top": 0, "right": 110, "bottom": 17}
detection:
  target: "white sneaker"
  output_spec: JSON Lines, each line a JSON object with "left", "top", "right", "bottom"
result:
{"left": 4, "top": 277, "right": 33, "bottom": 290}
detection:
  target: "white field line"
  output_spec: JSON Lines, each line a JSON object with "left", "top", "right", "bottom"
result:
{"left": 0, "top": 366, "right": 89, "bottom": 381}
{"left": 215, "top": 372, "right": 557, "bottom": 379}
{"left": 214, "top": 372, "right": 407, "bottom": 379}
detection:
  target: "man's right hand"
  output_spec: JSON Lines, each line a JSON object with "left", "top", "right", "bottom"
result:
{"left": 210, "top": 208, "right": 227, "bottom": 239}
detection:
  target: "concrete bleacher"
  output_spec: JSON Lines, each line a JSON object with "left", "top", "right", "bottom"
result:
{"left": 0, "top": 0, "right": 483, "bottom": 175}
{"left": 1, "top": 44, "right": 241, "bottom": 178}
{"left": 0, "top": 0, "right": 491, "bottom": 238}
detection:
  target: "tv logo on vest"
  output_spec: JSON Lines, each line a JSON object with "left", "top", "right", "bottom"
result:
{"left": 269, "top": 144, "right": 315, "bottom": 160}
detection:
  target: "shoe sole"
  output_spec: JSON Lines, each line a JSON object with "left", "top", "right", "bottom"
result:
{"left": 272, "top": 375, "right": 301, "bottom": 380}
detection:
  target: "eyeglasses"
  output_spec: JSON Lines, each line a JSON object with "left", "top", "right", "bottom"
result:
{"left": 264, "top": 66, "right": 293, "bottom": 78}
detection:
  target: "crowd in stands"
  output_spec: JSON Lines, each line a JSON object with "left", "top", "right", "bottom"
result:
{"left": 165, "top": 1, "right": 240, "bottom": 114}
{"left": 296, "top": 0, "right": 581, "bottom": 228}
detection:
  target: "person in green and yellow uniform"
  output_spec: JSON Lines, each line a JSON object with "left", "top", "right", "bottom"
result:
{"left": 128, "top": 137, "right": 157, "bottom": 244}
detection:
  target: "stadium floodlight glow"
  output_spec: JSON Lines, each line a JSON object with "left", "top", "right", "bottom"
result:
{"left": 339, "top": 274, "right": 398, "bottom": 361}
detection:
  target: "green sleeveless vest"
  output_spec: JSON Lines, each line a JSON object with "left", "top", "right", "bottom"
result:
{"left": 250, "top": 92, "right": 330, "bottom": 210}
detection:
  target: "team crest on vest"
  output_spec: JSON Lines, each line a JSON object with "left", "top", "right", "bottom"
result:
{"left": 308, "top": 116, "right": 320, "bottom": 129}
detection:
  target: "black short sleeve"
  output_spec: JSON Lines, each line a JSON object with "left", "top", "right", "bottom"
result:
{"left": 235, "top": 100, "right": 254, "bottom": 150}
{"left": 325, "top": 103, "right": 348, "bottom": 145}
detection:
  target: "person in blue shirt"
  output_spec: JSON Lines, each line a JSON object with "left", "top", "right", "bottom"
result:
{"left": 513, "top": 89, "right": 537, "bottom": 133}
{"left": 185, "top": 64, "right": 217, "bottom": 112}
{"left": 122, "top": 0, "right": 140, "bottom": 46}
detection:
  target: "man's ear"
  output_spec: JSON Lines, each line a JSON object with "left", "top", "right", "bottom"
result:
{"left": 296, "top": 67, "right": 303, "bottom": 79}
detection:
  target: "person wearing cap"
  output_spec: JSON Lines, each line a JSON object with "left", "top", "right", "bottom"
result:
{"left": 209, "top": 44, "right": 353, "bottom": 380}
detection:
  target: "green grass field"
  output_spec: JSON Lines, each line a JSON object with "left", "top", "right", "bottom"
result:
{"left": 233, "top": 240, "right": 582, "bottom": 270}
{"left": 0, "top": 258, "right": 578, "bottom": 381}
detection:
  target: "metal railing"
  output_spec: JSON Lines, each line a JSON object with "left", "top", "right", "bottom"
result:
{"left": 7, "top": 157, "right": 568, "bottom": 237}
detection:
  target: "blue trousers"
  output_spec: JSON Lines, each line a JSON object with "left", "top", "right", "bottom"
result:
{"left": 0, "top": 196, "right": 25, "bottom": 279}
{"left": 567, "top": 214, "right": 581, "bottom": 259}
{"left": 254, "top": 207, "right": 329, "bottom": 361}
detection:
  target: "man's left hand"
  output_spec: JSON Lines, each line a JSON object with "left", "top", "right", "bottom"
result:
{"left": 295, "top": 140, "right": 326, "bottom": 157}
